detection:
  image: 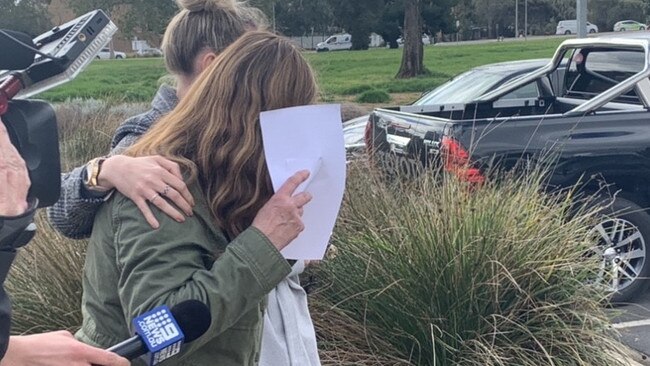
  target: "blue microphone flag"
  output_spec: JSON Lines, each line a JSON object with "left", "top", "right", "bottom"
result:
{"left": 132, "top": 305, "right": 185, "bottom": 365}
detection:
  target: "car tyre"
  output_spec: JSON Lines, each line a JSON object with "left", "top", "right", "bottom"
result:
{"left": 564, "top": 30, "right": 571, "bottom": 35}
{"left": 589, "top": 29, "right": 597, "bottom": 33}
{"left": 588, "top": 195, "right": 650, "bottom": 303}
{"left": 620, "top": 28, "right": 626, "bottom": 32}
{"left": 641, "top": 26, "right": 646, "bottom": 30}
{"left": 115, "top": 55, "right": 123, "bottom": 59}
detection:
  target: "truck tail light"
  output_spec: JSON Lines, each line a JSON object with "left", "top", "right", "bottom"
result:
{"left": 440, "top": 136, "right": 485, "bottom": 184}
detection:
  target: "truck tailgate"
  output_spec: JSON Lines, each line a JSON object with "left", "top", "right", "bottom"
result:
{"left": 368, "top": 108, "right": 451, "bottom": 176}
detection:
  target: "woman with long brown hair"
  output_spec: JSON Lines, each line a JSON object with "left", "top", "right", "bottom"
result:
{"left": 76, "top": 31, "right": 319, "bottom": 365}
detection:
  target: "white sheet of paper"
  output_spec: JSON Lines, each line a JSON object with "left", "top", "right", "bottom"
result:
{"left": 260, "top": 104, "right": 346, "bottom": 260}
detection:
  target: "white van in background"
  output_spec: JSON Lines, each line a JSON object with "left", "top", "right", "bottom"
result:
{"left": 316, "top": 33, "right": 352, "bottom": 52}
{"left": 556, "top": 20, "right": 599, "bottom": 35}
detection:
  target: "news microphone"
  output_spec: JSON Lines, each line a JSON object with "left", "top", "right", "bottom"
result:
{"left": 107, "top": 300, "right": 211, "bottom": 365}
{"left": 0, "top": 30, "right": 35, "bottom": 70}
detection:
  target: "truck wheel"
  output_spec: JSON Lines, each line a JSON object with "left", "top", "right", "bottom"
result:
{"left": 589, "top": 196, "right": 650, "bottom": 303}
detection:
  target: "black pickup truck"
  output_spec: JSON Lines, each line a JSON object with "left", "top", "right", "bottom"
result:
{"left": 366, "top": 36, "right": 650, "bottom": 302}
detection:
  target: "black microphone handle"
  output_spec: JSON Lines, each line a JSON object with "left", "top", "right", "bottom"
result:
{"left": 106, "top": 335, "right": 149, "bottom": 360}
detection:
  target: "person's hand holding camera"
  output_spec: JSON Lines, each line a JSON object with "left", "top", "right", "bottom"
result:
{"left": 0, "top": 120, "right": 30, "bottom": 217}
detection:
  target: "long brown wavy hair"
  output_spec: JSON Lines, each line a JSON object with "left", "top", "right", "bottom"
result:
{"left": 127, "top": 31, "right": 318, "bottom": 238}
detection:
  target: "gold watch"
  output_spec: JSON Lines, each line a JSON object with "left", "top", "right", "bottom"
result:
{"left": 84, "top": 157, "right": 108, "bottom": 191}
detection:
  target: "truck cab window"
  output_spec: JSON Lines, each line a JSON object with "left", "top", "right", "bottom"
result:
{"left": 502, "top": 81, "right": 539, "bottom": 99}
{"left": 565, "top": 49, "right": 644, "bottom": 103}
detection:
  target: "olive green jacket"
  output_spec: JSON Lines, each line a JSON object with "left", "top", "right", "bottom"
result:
{"left": 76, "top": 184, "right": 292, "bottom": 365}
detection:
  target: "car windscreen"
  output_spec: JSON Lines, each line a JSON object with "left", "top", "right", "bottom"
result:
{"left": 413, "top": 69, "right": 508, "bottom": 106}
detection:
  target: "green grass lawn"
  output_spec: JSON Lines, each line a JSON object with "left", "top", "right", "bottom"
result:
{"left": 40, "top": 38, "right": 565, "bottom": 103}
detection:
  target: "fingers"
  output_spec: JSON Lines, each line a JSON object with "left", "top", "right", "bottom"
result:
{"left": 158, "top": 174, "right": 194, "bottom": 215}
{"left": 149, "top": 190, "right": 186, "bottom": 224}
{"left": 135, "top": 185, "right": 187, "bottom": 229}
{"left": 134, "top": 197, "right": 160, "bottom": 229}
{"left": 277, "top": 170, "right": 310, "bottom": 196}
{"left": 155, "top": 156, "right": 195, "bottom": 206}
{"left": 0, "top": 122, "right": 31, "bottom": 216}
{"left": 79, "top": 343, "right": 129, "bottom": 366}
{"left": 292, "top": 191, "right": 313, "bottom": 208}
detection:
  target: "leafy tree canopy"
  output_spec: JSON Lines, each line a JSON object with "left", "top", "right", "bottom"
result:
{"left": 0, "top": 0, "right": 52, "bottom": 37}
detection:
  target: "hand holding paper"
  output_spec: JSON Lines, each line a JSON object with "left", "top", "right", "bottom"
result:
{"left": 252, "top": 170, "right": 313, "bottom": 252}
{"left": 260, "top": 104, "right": 346, "bottom": 260}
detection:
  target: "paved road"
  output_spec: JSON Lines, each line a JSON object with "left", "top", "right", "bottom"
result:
{"left": 430, "top": 30, "right": 633, "bottom": 47}
{"left": 613, "top": 290, "right": 650, "bottom": 364}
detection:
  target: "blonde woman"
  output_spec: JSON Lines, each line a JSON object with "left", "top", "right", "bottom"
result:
{"left": 49, "top": 0, "right": 266, "bottom": 235}
{"left": 77, "top": 31, "right": 319, "bottom": 366}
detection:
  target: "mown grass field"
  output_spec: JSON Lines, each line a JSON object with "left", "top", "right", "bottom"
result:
{"left": 40, "top": 38, "right": 566, "bottom": 103}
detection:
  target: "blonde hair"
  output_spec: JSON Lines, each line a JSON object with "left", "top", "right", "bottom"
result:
{"left": 127, "top": 31, "right": 318, "bottom": 239}
{"left": 162, "top": 0, "right": 268, "bottom": 76}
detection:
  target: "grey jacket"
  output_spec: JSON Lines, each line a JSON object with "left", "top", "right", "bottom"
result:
{"left": 47, "top": 85, "right": 178, "bottom": 239}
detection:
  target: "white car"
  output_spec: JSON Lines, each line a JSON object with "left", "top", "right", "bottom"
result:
{"left": 136, "top": 48, "right": 163, "bottom": 57}
{"left": 316, "top": 34, "right": 352, "bottom": 52}
{"left": 613, "top": 20, "right": 646, "bottom": 32}
{"left": 555, "top": 20, "right": 598, "bottom": 35}
{"left": 96, "top": 48, "right": 126, "bottom": 59}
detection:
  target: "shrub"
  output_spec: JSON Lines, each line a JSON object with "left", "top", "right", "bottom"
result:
{"left": 341, "top": 84, "right": 376, "bottom": 96}
{"left": 7, "top": 212, "right": 87, "bottom": 334}
{"left": 357, "top": 89, "right": 391, "bottom": 103}
{"left": 313, "top": 161, "right": 626, "bottom": 365}
{"left": 54, "top": 99, "right": 147, "bottom": 170}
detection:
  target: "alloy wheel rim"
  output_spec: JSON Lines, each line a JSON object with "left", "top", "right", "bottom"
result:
{"left": 591, "top": 218, "right": 646, "bottom": 293}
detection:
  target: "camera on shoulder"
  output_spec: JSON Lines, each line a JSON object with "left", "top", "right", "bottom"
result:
{"left": 0, "top": 10, "right": 117, "bottom": 208}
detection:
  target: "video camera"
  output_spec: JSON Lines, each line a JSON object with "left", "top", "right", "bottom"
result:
{"left": 0, "top": 10, "right": 117, "bottom": 208}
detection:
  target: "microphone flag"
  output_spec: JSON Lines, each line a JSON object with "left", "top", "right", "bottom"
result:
{"left": 132, "top": 305, "right": 185, "bottom": 365}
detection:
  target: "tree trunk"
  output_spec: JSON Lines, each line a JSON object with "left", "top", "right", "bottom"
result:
{"left": 396, "top": 0, "right": 427, "bottom": 78}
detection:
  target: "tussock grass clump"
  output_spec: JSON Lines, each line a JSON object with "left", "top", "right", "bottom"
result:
{"left": 55, "top": 99, "right": 147, "bottom": 170}
{"left": 6, "top": 212, "right": 87, "bottom": 334}
{"left": 314, "top": 161, "right": 624, "bottom": 365}
{"left": 357, "top": 89, "right": 391, "bottom": 103}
